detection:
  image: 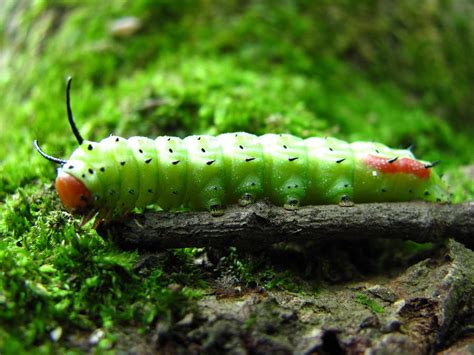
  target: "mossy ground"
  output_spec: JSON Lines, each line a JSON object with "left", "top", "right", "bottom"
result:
{"left": 1, "top": 1, "right": 473, "bottom": 352}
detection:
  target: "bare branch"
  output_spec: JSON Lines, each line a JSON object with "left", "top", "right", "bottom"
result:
{"left": 98, "top": 201, "right": 474, "bottom": 250}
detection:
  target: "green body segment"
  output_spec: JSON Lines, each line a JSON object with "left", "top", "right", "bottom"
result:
{"left": 154, "top": 136, "right": 188, "bottom": 210}
{"left": 305, "top": 137, "right": 355, "bottom": 204}
{"left": 59, "top": 133, "right": 449, "bottom": 215}
{"left": 183, "top": 135, "right": 225, "bottom": 210}
{"left": 260, "top": 134, "right": 308, "bottom": 206}
{"left": 216, "top": 133, "right": 265, "bottom": 205}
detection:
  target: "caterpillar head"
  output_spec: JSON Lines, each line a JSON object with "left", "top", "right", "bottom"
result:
{"left": 34, "top": 77, "right": 94, "bottom": 215}
{"left": 55, "top": 171, "right": 92, "bottom": 213}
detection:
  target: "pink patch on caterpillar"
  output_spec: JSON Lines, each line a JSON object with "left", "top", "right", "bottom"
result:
{"left": 364, "top": 154, "right": 430, "bottom": 180}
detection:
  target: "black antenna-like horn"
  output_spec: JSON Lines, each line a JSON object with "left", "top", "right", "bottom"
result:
{"left": 33, "top": 140, "right": 67, "bottom": 165}
{"left": 66, "top": 76, "right": 84, "bottom": 145}
{"left": 424, "top": 160, "right": 441, "bottom": 169}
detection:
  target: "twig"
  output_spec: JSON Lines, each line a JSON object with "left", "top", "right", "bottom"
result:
{"left": 98, "top": 201, "right": 474, "bottom": 250}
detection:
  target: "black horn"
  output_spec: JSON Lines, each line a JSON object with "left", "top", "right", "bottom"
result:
{"left": 66, "top": 76, "right": 84, "bottom": 145}
{"left": 33, "top": 140, "right": 67, "bottom": 165}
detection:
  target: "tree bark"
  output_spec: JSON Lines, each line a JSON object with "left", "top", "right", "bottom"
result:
{"left": 99, "top": 201, "right": 474, "bottom": 250}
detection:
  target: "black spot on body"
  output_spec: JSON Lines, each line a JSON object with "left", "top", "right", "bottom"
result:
{"left": 288, "top": 157, "right": 298, "bottom": 162}
{"left": 148, "top": 189, "right": 153, "bottom": 193}
{"left": 344, "top": 184, "right": 349, "bottom": 188}
{"left": 115, "top": 138, "right": 119, "bottom": 142}
{"left": 251, "top": 182, "right": 256, "bottom": 186}
{"left": 88, "top": 144, "right": 93, "bottom": 151}
{"left": 375, "top": 149, "right": 380, "bottom": 154}
{"left": 81, "top": 174, "right": 86, "bottom": 178}
{"left": 100, "top": 167, "right": 105, "bottom": 172}
{"left": 139, "top": 149, "right": 143, "bottom": 154}
{"left": 128, "top": 189, "right": 134, "bottom": 195}
{"left": 424, "top": 191, "right": 430, "bottom": 196}
{"left": 145, "top": 158, "right": 152, "bottom": 164}
{"left": 88, "top": 168, "right": 94, "bottom": 175}
{"left": 197, "top": 137, "right": 201, "bottom": 141}
{"left": 245, "top": 157, "right": 256, "bottom": 162}
{"left": 201, "top": 148, "right": 206, "bottom": 153}
{"left": 68, "top": 165, "right": 74, "bottom": 169}
{"left": 329, "top": 147, "right": 333, "bottom": 151}
{"left": 336, "top": 158, "right": 345, "bottom": 164}
{"left": 120, "top": 161, "right": 126, "bottom": 166}
{"left": 172, "top": 191, "right": 178, "bottom": 195}
{"left": 206, "top": 160, "right": 215, "bottom": 165}
{"left": 169, "top": 148, "right": 173, "bottom": 153}
{"left": 283, "top": 145, "right": 287, "bottom": 149}
{"left": 382, "top": 189, "right": 387, "bottom": 193}
{"left": 167, "top": 137, "right": 171, "bottom": 141}
{"left": 239, "top": 145, "right": 244, "bottom": 150}
{"left": 172, "top": 160, "right": 180, "bottom": 165}
{"left": 388, "top": 157, "right": 398, "bottom": 164}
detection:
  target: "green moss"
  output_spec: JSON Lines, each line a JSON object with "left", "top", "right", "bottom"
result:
{"left": 355, "top": 293, "right": 385, "bottom": 314}
{"left": 244, "top": 314, "right": 258, "bottom": 331}
{"left": 0, "top": 187, "right": 205, "bottom": 350}
{"left": 217, "top": 247, "right": 318, "bottom": 293}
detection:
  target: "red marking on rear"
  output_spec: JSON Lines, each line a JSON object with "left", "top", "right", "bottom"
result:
{"left": 364, "top": 154, "right": 430, "bottom": 180}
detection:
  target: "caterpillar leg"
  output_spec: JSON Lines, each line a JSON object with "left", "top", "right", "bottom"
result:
{"left": 284, "top": 198, "right": 300, "bottom": 210}
{"left": 281, "top": 181, "right": 305, "bottom": 210}
{"left": 238, "top": 193, "right": 255, "bottom": 207}
{"left": 209, "top": 204, "right": 225, "bottom": 216}
{"left": 96, "top": 208, "right": 115, "bottom": 226}
{"left": 201, "top": 185, "right": 225, "bottom": 216}
{"left": 339, "top": 195, "right": 354, "bottom": 207}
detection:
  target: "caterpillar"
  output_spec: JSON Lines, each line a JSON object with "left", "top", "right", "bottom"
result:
{"left": 35, "top": 78, "right": 449, "bottom": 222}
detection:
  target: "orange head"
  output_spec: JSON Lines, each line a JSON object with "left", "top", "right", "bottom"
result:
{"left": 34, "top": 77, "right": 96, "bottom": 214}
{"left": 55, "top": 172, "right": 92, "bottom": 214}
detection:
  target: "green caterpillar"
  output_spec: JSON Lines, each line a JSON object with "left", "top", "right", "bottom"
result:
{"left": 35, "top": 78, "right": 449, "bottom": 221}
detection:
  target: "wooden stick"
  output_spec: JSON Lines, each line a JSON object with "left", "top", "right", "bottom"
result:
{"left": 98, "top": 201, "right": 474, "bottom": 250}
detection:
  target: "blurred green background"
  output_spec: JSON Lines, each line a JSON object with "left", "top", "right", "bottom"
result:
{"left": 1, "top": 0, "right": 473, "bottom": 199}
{"left": 0, "top": 0, "right": 473, "bottom": 352}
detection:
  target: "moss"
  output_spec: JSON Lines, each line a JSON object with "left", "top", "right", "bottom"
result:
{"left": 355, "top": 293, "right": 385, "bottom": 314}
{"left": 216, "top": 247, "right": 319, "bottom": 293}
{"left": 0, "top": 1, "right": 473, "bottom": 352}
{"left": 0, "top": 188, "right": 204, "bottom": 350}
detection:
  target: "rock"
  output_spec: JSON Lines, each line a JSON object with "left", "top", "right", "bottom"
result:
{"left": 367, "top": 285, "right": 399, "bottom": 302}
{"left": 109, "top": 16, "right": 142, "bottom": 37}
{"left": 88, "top": 329, "right": 105, "bottom": 346}
{"left": 181, "top": 239, "right": 474, "bottom": 353}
